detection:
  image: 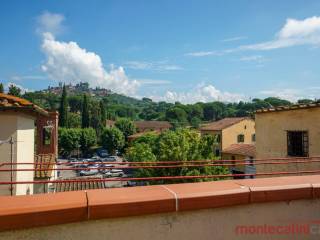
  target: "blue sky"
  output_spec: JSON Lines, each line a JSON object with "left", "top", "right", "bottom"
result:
{"left": 1, "top": 0, "right": 320, "bottom": 103}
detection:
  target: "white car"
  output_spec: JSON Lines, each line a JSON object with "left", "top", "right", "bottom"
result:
{"left": 104, "top": 169, "right": 124, "bottom": 178}
{"left": 79, "top": 169, "right": 99, "bottom": 176}
{"left": 100, "top": 164, "right": 114, "bottom": 174}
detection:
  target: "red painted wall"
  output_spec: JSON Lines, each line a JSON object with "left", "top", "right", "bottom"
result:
{"left": 36, "top": 111, "right": 59, "bottom": 157}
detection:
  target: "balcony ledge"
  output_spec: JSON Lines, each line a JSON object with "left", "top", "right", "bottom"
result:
{"left": 1, "top": 175, "right": 320, "bottom": 232}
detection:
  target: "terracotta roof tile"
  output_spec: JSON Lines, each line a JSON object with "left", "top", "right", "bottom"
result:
{"left": 128, "top": 130, "right": 160, "bottom": 140}
{"left": 222, "top": 144, "right": 256, "bottom": 157}
{"left": 255, "top": 103, "right": 320, "bottom": 114}
{"left": 0, "top": 93, "right": 48, "bottom": 116}
{"left": 200, "top": 117, "right": 250, "bottom": 131}
{"left": 135, "top": 121, "right": 172, "bottom": 130}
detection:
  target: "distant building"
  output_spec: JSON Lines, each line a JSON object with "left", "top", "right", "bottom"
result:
{"left": 222, "top": 143, "right": 256, "bottom": 179}
{"left": 134, "top": 121, "right": 172, "bottom": 133}
{"left": 255, "top": 103, "right": 320, "bottom": 174}
{"left": 105, "top": 120, "right": 115, "bottom": 128}
{"left": 200, "top": 117, "right": 255, "bottom": 157}
{"left": 0, "top": 93, "right": 58, "bottom": 195}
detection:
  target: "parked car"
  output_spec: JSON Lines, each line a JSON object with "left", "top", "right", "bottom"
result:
{"left": 104, "top": 169, "right": 124, "bottom": 178}
{"left": 79, "top": 168, "right": 99, "bottom": 176}
{"left": 100, "top": 164, "right": 114, "bottom": 174}
{"left": 97, "top": 149, "right": 109, "bottom": 158}
{"left": 67, "top": 159, "right": 78, "bottom": 166}
{"left": 105, "top": 156, "right": 117, "bottom": 162}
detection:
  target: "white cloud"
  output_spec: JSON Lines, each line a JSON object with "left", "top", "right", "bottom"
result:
{"left": 36, "top": 11, "right": 65, "bottom": 35}
{"left": 184, "top": 51, "right": 223, "bottom": 57}
{"left": 125, "top": 61, "right": 182, "bottom": 71}
{"left": 149, "top": 84, "right": 245, "bottom": 104}
{"left": 259, "top": 86, "right": 320, "bottom": 102}
{"left": 186, "top": 16, "right": 320, "bottom": 57}
{"left": 222, "top": 36, "right": 247, "bottom": 42}
{"left": 138, "top": 79, "right": 171, "bottom": 85}
{"left": 241, "top": 16, "right": 320, "bottom": 50}
{"left": 239, "top": 55, "right": 264, "bottom": 62}
{"left": 41, "top": 32, "right": 139, "bottom": 95}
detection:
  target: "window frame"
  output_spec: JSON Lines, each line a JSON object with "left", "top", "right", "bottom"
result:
{"left": 237, "top": 134, "right": 245, "bottom": 143}
{"left": 287, "top": 130, "right": 309, "bottom": 157}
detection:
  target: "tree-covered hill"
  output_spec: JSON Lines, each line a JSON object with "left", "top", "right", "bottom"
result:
{"left": 3, "top": 82, "right": 317, "bottom": 128}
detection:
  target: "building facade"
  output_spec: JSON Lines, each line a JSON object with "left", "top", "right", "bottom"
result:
{"left": 255, "top": 103, "right": 320, "bottom": 174}
{"left": 200, "top": 117, "right": 255, "bottom": 157}
{"left": 0, "top": 94, "right": 58, "bottom": 195}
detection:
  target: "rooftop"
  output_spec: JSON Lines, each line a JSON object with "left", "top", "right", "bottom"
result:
{"left": 135, "top": 121, "right": 172, "bottom": 130}
{"left": 200, "top": 117, "right": 250, "bottom": 131}
{"left": 256, "top": 102, "right": 320, "bottom": 114}
{"left": 0, "top": 93, "right": 48, "bottom": 117}
{"left": 222, "top": 144, "right": 256, "bottom": 157}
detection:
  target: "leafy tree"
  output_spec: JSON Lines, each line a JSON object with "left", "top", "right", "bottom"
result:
{"left": 80, "top": 128, "right": 97, "bottom": 156}
{"left": 115, "top": 118, "right": 136, "bottom": 141}
{"left": 297, "top": 99, "right": 314, "bottom": 104}
{"left": 58, "top": 128, "right": 81, "bottom": 157}
{"left": 59, "top": 85, "right": 68, "bottom": 127}
{"left": 200, "top": 134, "right": 216, "bottom": 159}
{"left": 8, "top": 84, "right": 21, "bottom": 97}
{"left": 264, "top": 97, "right": 291, "bottom": 107}
{"left": 128, "top": 128, "right": 229, "bottom": 184}
{"left": 0, "top": 83, "right": 4, "bottom": 93}
{"left": 67, "top": 112, "right": 81, "bottom": 128}
{"left": 190, "top": 117, "right": 201, "bottom": 128}
{"left": 68, "top": 96, "right": 82, "bottom": 113}
{"left": 125, "top": 143, "right": 157, "bottom": 179}
{"left": 81, "top": 94, "right": 90, "bottom": 128}
{"left": 101, "top": 127, "right": 125, "bottom": 154}
{"left": 165, "top": 107, "right": 188, "bottom": 128}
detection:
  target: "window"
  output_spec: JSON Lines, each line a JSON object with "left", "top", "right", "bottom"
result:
{"left": 237, "top": 134, "right": 244, "bottom": 143}
{"left": 287, "top": 131, "right": 308, "bottom": 157}
{"left": 252, "top": 134, "right": 256, "bottom": 142}
{"left": 43, "top": 128, "right": 52, "bottom": 145}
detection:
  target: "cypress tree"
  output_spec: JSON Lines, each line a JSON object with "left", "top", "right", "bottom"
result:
{"left": 81, "top": 94, "right": 90, "bottom": 128}
{"left": 59, "top": 84, "right": 68, "bottom": 127}
{"left": 100, "top": 100, "right": 106, "bottom": 126}
{"left": 0, "top": 83, "right": 4, "bottom": 93}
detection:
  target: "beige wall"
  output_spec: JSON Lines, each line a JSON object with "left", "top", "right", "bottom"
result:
{"left": 222, "top": 119, "right": 255, "bottom": 150}
{"left": 1, "top": 199, "right": 320, "bottom": 240}
{"left": 0, "top": 113, "right": 35, "bottom": 195}
{"left": 255, "top": 107, "right": 320, "bottom": 174}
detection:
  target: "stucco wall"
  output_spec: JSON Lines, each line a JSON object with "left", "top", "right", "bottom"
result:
{"left": 255, "top": 107, "right": 320, "bottom": 174}
{"left": 222, "top": 119, "right": 255, "bottom": 150}
{"left": 0, "top": 114, "right": 18, "bottom": 195}
{"left": 1, "top": 199, "right": 320, "bottom": 240}
{"left": 15, "top": 115, "right": 34, "bottom": 195}
{"left": 0, "top": 113, "right": 34, "bottom": 195}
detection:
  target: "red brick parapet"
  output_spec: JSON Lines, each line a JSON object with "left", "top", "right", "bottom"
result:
{"left": 0, "top": 175, "right": 320, "bottom": 231}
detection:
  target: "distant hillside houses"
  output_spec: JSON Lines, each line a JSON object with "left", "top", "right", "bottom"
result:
{"left": 45, "top": 82, "right": 111, "bottom": 97}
